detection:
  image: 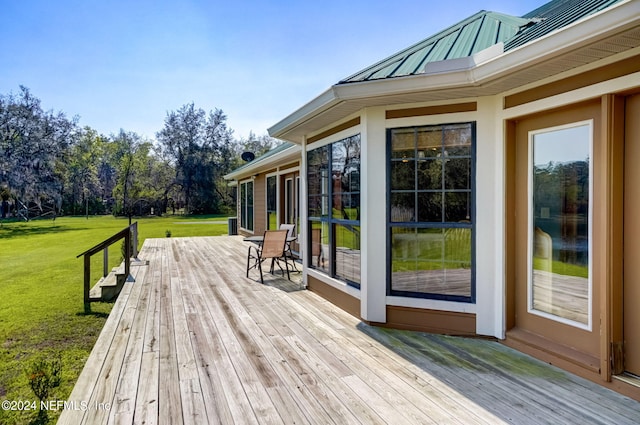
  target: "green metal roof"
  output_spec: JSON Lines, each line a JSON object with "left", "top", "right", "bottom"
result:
{"left": 505, "top": 0, "right": 625, "bottom": 50}
{"left": 339, "top": 0, "right": 627, "bottom": 84}
{"left": 339, "top": 11, "right": 532, "bottom": 84}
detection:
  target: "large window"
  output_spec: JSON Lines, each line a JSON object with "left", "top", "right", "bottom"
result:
{"left": 240, "top": 180, "right": 254, "bottom": 232}
{"left": 388, "top": 123, "right": 474, "bottom": 302}
{"left": 307, "top": 134, "right": 361, "bottom": 287}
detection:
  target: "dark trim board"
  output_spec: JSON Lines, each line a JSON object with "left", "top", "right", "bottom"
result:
{"left": 504, "top": 55, "right": 640, "bottom": 109}
{"left": 374, "top": 306, "right": 476, "bottom": 336}
{"left": 306, "top": 275, "right": 361, "bottom": 318}
{"left": 386, "top": 102, "right": 477, "bottom": 119}
{"left": 307, "top": 276, "right": 476, "bottom": 336}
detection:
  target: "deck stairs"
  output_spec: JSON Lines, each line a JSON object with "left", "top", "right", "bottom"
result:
{"left": 88, "top": 258, "right": 146, "bottom": 302}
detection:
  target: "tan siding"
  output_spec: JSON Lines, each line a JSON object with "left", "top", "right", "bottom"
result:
{"left": 386, "top": 102, "right": 477, "bottom": 119}
{"left": 372, "top": 306, "right": 476, "bottom": 336}
{"left": 306, "top": 276, "right": 360, "bottom": 318}
{"left": 308, "top": 117, "right": 361, "bottom": 144}
{"left": 504, "top": 55, "right": 640, "bottom": 109}
{"left": 253, "top": 175, "right": 266, "bottom": 234}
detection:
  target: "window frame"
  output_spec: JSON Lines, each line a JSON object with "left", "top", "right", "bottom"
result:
{"left": 307, "top": 134, "right": 361, "bottom": 288}
{"left": 386, "top": 122, "right": 476, "bottom": 303}
{"left": 266, "top": 175, "right": 277, "bottom": 230}
{"left": 285, "top": 177, "right": 294, "bottom": 224}
{"left": 526, "top": 120, "right": 593, "bottom": 330}
{"left": 239, "top": 179, "right": 254, "bottom": 232}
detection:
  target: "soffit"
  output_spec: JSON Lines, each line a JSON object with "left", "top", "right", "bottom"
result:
{"left": 223, "top": 143, "right": 301, "bottom": 180}
{"left": 276, "top": 22, "right": 640, "bottom": 143}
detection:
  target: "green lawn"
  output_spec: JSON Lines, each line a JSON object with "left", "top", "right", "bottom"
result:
{"left": 533, "top": 257, "right": 589, "bottom": 278}
{"left": 0, "top": 215, "right": 229, "bottom": 424}
{"left": 391, "top": 228, "right": 472, "bottom": 272}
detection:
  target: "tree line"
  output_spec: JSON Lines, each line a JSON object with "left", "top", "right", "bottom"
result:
{"left": 0, "top": 86, "right": 276, "bottom": 220}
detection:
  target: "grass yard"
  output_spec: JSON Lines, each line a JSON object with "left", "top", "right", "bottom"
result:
{"left": 0, "top": 214, "right": 229, "bottom": 424}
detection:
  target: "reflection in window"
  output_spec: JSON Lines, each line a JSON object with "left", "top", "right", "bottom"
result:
{"left": 388, "top": 123, "right": 474, "bottom": 301}
{"left": 335, "top": 224, "right": 361, "bottom": 284}
{"left": 266, "top": 176, "right": 277, "bottom": 230}
{"left": 307, "top": 135, "right": 361, "bottom": 287}
{"left": 240, "top": 180, "right": 254, "bottom": 231}
{"left": 310, "top": 222, "right": 329, "bottom": 274}
{"left": 530, "top": 123, "right": 591, "bottom": 328}
{"left": 307, "top": 146, "right": 329, "bottom": 218}
{"left": 391, "top": 227, "right": 471, "bottom": 297}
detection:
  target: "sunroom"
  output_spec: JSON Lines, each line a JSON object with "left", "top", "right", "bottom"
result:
{"left": 263, "top": 0, "right": 640, "bottom": 400}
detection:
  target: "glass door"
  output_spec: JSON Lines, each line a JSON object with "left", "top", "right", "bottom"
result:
{"left": 510, "top": 103, "right": 600, "bottom": 360}
{"left": 528, "top": 122, "right": 592, "bottom": 330}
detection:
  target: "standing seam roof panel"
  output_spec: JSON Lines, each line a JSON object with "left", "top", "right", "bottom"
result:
{"left": 505, "top": 0, "right": 625, "bottom": 50}
{"left": 393, "top": 48, "right": 434, "bottom": 77}
{"left": 425, "top": 32, "right": 462, "bottom": 62}
{"left": 474, "top": 17, "right": 500, "bottom": 51}
{"left": 339, "top": 11, "right": 532, "bottom": 84}
{"left": 448, "top": 19, "right": 484, "bottom": 58}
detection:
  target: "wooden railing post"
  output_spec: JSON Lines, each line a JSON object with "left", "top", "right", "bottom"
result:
{"left": 124, "top": 230, "right": 131, "bottom": 279}
{"left": 103, "top": 247, "right": 109, "bottom": 278}
{"left": 131, "top": 222, "right": 138, "bottom": 258}
{"left": 77, "top": 222, "right": 139, "bottom": 311}
{"left": 84, "top": 254, "right": 91, "bottom": 313}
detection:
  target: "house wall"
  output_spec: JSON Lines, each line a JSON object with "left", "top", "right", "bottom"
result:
{"left": 254, "top": 174, "right": 266, "bottom": 234}
{"left": 306, "top": 274, "right": 360, "bottom": 318}
{"left": 236, "top": 159, "right": 301, "bottom": 237}
{"left": 301, "top": 47, "right": 640, "bottom": 379}
{"left": 498, "top": 49, "right": 640, "bottom": 399}
{"left": 290, "top": 46, "right": 640, "bottom": 400}
{"left": 305, "top": 102, "right": 492, "bottom": 336}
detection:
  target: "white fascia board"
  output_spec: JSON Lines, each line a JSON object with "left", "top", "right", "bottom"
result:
{"left": 270, "top": 0, "right": 638, "bottom": 140}
{"left": 223, "top": 144, "right": 301, "bottom": 181}
{"left": 471, "top": 0, "right": 639, "bottom": 83}
{"left": 334, "top": 71, "right": 472, "bottom": 99}
{"left": 268, "top": 87, "right": 341, "bottom": 139}
{"left": 337, "top": 1, "right": 638, "bottom": 99}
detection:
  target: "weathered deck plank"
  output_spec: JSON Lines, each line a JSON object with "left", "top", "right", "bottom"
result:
{"left": 158, "top": 249, "right": 183, "bottom": 425}
{"left": 108, "top": 256, "right": 152, "bottom": 425}
{"left": 59, "top": 236, "right": 640, "bottom": 425}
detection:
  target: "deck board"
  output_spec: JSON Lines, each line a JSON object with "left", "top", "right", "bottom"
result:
{"left": 59, "top": 236, "right": 640, "bottom": 425}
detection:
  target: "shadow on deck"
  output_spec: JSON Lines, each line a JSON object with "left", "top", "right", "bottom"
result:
{"left": 58, "top": 236, "right": 640, "bottom": 425}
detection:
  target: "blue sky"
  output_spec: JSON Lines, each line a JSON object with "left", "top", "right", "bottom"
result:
{"left": 1, "top": 0, "right": 543, "bottom": 141}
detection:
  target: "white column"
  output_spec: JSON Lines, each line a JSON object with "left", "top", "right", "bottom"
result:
{"left": 360, "top": 107, "right": 387, "bottom": 323}
{"left": 300, "top": 137, "right": 309, "bottom": 287}
{"left": 475, "top": 96, "right": 504, "bottom": 338}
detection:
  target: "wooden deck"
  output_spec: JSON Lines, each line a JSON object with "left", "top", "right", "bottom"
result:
{"left": 58, "top": 236, "right": 640, "bottom": 425}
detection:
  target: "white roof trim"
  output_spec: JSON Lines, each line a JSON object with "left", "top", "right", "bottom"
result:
{"left": 267, "top": 88, "right": 341, "bottom": 139}
{"left": 269, "top": 0, "right": 638, "bottom": 142}
{"left": 223, "top": 144, "right": 301, "bottom": 180}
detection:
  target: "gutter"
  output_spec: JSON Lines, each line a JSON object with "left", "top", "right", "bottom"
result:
{"left": 223, "top": 144, "right": 301, "bottom": 181}
{"left": 269, "top": 0, "right": 638, "bottom": 140}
